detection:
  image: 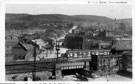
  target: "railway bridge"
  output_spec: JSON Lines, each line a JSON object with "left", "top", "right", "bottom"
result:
{"left": 6, "top": 49, "right": 122, "bottom": 80}
{"left": 6, "top": 57, "right": 91, "bottom": 80}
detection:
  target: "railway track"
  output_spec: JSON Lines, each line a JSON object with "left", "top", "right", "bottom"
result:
{"left": 6, "top": 57, "right": 91, "bottom": 74}
{"left": 6, "top": 61, "right": 55, "bottom": 74}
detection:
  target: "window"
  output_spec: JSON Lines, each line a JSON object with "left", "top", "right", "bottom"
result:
{"left": 74, "top": 53, "right": 77, "bottom": 57}
{"left": 88, "top": 52, "right": 91, "bottom": 56}
{"left": 69, "top": 53, "right": 73, "bottom": 57}
{"left": 96, "top": 52, "right": 99, "bottom": 55}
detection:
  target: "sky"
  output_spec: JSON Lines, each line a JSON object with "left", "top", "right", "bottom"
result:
{"left": 6, "top": 4, "right": 132, "bottom": 19}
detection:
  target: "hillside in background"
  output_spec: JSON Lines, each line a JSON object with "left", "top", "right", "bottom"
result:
{"left": 5, "top": 13, "right": 132, "bottom": 30}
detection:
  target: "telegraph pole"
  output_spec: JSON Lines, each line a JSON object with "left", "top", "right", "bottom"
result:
{"left": 32, "top": 42, "right": 37, "bottom": 81}
{"left": 52, "top": 39, "right": 60, "bottom": 77}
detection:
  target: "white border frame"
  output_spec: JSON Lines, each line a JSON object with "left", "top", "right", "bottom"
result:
{"left": 0, "top": 0, "right": 134, "bottom": 83}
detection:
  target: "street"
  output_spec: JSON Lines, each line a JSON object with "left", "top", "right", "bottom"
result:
{"left": 61, "top": 74, "right": 132, "bottom": 81}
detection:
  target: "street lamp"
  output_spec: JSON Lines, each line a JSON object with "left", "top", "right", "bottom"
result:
{"left": 45, "top": 42, "right": 50, "bottom": 57}
{"left": 55, "top": 39, "right": 60, "bottom": 62}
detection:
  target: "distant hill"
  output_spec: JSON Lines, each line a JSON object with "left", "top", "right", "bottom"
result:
{"left": 5, "top": 13, "right": 132, "bottom": 29}
{"left": 117, "top": 18, "right": 132, "bottom": 26}
{"left": 6, "top": 13, "right": 30, "bottom": 23}
{"left": 6, "top": 13, "right": 113, "bottom": 23}
{"left": 6, "top": 13, "right": 71, "bottom": 24}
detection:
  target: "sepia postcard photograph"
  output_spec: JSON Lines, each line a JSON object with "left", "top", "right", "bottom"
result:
{"left": 4, "top": 2, "right": 132, "bottom": 82}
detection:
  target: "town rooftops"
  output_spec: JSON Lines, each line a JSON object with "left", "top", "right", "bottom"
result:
{"left": 115, "top": 37, "right": 132, "bottom": 41}
{"left": 122, "top": 51, "right": 132, "bottom": 56}
{"left": 99, "top": 42, "right": 111, "bottom": 46}
{"left": 58, "top": 39, "right": 65, "bottom": 42}
{"left": 19, "top": 42, "right": 34, "bottom": 51}
{"left": 112, "top": 40, "right": 132, "bottom": 51}
{"left": 6, "top": 39, "right": 18, "bottom": 46}
{"left": 121, "top": 38, "right": 132, "bottom": 40}
{"left": 32, "top": 39, "right": 45, "bottom": 45}
{"left": 66, "top": 33, "right": 78, "bottom": 37}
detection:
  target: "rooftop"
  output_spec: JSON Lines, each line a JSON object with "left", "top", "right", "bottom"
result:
{"left": 112, "top": 41, "right": 132, "bottom": 51}
{"left": 99, "top": 42, "right": 111, "bottom": 45}
{"left": 122, "top": 51, "right": 132, "bottom": 56}
{"left": 19, "top": 42, "right": 34, "bottom": 51}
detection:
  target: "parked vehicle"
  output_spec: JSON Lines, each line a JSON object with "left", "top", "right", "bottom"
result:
{"left": 91, "top": 72, "right": 102, "bottom": 79}
{"left": 75, "top": 73, "right": 88, "bottom": 81}
{"left": 80, "top": 70, "right": 102, "bottom": 79}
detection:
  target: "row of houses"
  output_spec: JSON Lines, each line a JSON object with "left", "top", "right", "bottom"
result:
{"left": 5, "top": 34, "right": 55, "bottom": 62}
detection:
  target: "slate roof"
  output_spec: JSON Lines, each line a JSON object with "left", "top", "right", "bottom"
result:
{"left": 122, "top": 51, "right": 132, "bottom": 56}
{"left": 19, "top": 42, "right": 34, "bottom": 51}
